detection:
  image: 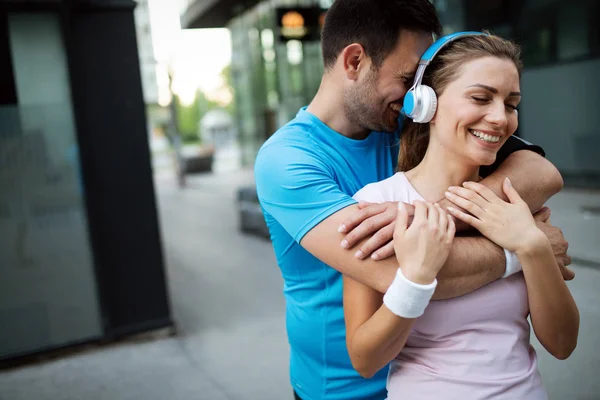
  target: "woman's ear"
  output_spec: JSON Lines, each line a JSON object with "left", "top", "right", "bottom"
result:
{"left": 341, "top": 43, "right": 368, "bottom": 80}
{"left": 429, "top": 112, "right": 437, "bottom": 124}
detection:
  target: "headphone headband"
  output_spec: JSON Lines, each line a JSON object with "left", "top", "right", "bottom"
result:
{"left": 402, "top": 31, "right": 487, "bottom": 123}
{"left": 420, "top": 31, "right": 485, "bottom": 65}
{"left": 412, "top": 31, "right": 486, "bottom": 88}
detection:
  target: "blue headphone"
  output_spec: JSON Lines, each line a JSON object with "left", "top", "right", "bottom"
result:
{"left": 403, "top": 31, "right": 486, "bottom": 123}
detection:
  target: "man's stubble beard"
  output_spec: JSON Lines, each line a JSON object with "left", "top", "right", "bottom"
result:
{"left": 343, "top": 69, "right": 393, "bottom": 135}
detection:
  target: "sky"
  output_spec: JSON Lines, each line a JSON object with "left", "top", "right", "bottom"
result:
{"left": 147, "top": 0, "right": 232, "bottom": 106}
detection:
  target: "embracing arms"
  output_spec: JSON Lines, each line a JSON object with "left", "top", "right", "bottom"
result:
{"left": 340, "top": 149, "right": 563, "bottom": 259}
{"left": 304, "top": 150, "right": 569, "bottom": 299}
{"left": 302, "top": 207, "right": 504, "bottom": 299}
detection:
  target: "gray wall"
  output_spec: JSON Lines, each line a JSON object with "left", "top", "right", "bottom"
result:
{"left": 520, "top": 59, "right": 600, "bottom": 177}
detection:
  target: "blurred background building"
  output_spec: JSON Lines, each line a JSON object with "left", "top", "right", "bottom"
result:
{"left": 2, "top": 0, "right": 598, "bottom": 366}
{"left": 181, "top": 0, "right": 600, "bottom": 187}
{"left": 1, "top": 2, "right": 598, "bottom": 399}
{"left": 0, "top": 0, "right": 171, "bottom": 361}
{"left": 135, "top": 0, "right": 160, "bottom": 108}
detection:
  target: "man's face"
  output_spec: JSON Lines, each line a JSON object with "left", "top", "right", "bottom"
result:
{"left": 344, "top": 30, "right": 433, "bottom": 133}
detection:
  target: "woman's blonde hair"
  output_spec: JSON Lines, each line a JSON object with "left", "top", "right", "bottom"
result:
{"left": 397, "top": 33, "right": 523, "bottom": 172}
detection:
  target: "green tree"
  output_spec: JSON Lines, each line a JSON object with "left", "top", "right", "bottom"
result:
{"left": 174, "top": 90, "right": 221, "bottom": 144}
{"left": 220, "top": 64, "right": 236, "bottom": 116}
{"left": 173, "top": 64, "right": 235, "bottom": 144}
{"left": 174, "top": 93, "right": 199, "bottom": 143}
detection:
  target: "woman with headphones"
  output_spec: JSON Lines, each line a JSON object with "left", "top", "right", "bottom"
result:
{"left": 343, "top": 32, "right": 579, "bottom": 399}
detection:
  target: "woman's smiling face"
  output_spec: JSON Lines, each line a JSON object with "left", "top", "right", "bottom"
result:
{"left": 431, "top": 56, "right": 521, "bottom": 167}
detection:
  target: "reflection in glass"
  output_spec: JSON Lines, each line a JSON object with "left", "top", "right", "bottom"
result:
{"left": 0, "top": 13, "right": 102, "bottom": 358}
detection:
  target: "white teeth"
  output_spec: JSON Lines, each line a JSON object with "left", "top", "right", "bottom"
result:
{"left": 390, "top": 104, "right": 402, "bottom": 112}
{"left": 470, "top": 130, "right": 501, "bottom": 143}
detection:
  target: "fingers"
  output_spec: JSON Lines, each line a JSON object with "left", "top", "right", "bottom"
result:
{"left": 340, "top": 203, "right": 395, "bottom": 249}
{"left": 560, "top": 253, "right": 575, "bottom": 280}
{"left": 435, "top": 203, "right": 455, "bottom": 242}
{"left": 445, "top": 187, "right": 486, "bottom": 218}
{"left": 413, "top": 200, "right": 427, "bottom": 226}
{"left": 438, "top": 203, "right": 455, "bottom": 245}
{"left": 355, "top": 220, "right": 396, "bottom": 259}
{"left": 395, "top": 203, "right": 408, "bottom": 234}
{"left": 435, "top": 203, "right": 448, "bottom": 233}
{"left": 447, "top": 211, "right": 456, "bottom": 241}
{"left": 404, "top": 200, "right": 428, "bottom": 237}
{"left": 370, "top": 241, "right": 395, "bottom": 261}
{"left": 437, "top": 198, "right": 469, "bottom": 232}
{"left": 427, "top": 202, "right": 439, "bottom": 233}
{"left": 462, "top": 181, "right": 501, "bottom": 203}
{"left": 446, "top": 206, "right": 481, "bottom": 229}
{"left": 501, "top": 177, "right": 524, "bottom": 205}
{"left": 338, "top": 203, "right": 387, "bottom": 234}
{"left": 357, "top": 201, "right": 373, "bottom": 210}
{"left": 561, "top": 265, "right": 576, "bottom": 281}
{"left": 533, "top": 206, "right": 552, "bottom": 222}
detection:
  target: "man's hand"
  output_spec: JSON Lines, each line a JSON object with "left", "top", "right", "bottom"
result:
{"left": 533, "top": 207, "right": 575, "bottom": 281}
{"left": 338, "top": 201, "right": 414, "bottom": 261}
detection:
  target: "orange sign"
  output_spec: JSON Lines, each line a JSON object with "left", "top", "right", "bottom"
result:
{"left": 281, "top": 11, "right": 305, "bottom": 28}
{"left": 276, "top": 7, "right": 324, "bottom": 42}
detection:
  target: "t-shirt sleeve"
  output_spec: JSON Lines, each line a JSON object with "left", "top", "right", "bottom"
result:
{"left": 254, "top": 139, "right": 357, "bottom": 243}
{"left": 480, "top": 135, "right": 546, "bottom": 178}
{"left": 352, "top": 183, "right": 386, "bottom": 204}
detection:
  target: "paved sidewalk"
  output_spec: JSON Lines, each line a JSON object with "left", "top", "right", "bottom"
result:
{"left": 0, "top": 167, "right": 598, "bottom": 400}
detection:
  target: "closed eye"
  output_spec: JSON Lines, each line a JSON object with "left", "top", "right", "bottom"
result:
{"left": 473, "top": 96, "right": 519, "bottom": 111}
{"left": 398, "top": 74, "right": 414, "bottom": 85}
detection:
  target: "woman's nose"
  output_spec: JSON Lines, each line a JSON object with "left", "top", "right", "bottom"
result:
{"left": 485, "top": 102, "right": 508, "bottom": 128}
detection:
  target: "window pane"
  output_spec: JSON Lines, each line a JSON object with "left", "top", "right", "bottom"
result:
{"left": 0, "top": 13, "right": 102, "bottom": 358}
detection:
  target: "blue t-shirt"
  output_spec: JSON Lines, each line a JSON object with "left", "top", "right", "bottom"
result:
{"left": 254, "top": 108, "right": 400, "bottom": 400}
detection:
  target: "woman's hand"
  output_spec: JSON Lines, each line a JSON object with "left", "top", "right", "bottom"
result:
{"left": 393, "top": 200, "right": 455, "bottom": 284}
{"left": 445, "top": 177, "right": 546, "bottom": 253}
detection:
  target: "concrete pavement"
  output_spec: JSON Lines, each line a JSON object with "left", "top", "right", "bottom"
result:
{"left": 1, "top": 166, "right": 599, "bottom": 400}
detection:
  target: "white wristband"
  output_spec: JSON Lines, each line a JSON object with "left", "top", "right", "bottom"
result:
{"left": 503, "top": 249, "right": 522, "bottom": 278}
{"left": 383, "top": 268, "right": 437, "bottom": 318}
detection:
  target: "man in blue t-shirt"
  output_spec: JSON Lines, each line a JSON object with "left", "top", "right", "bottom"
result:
{"left": 254, "top": 1, "right": 572, "bottom": 399}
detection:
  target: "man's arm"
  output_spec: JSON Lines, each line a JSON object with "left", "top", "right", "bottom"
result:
{"left": 341, "top": 149, "right": 564, "bottom": 259}
{"left": 301, "top": 204, "right": 504, "bottom": 299}
{"left": 483, "top": 149, "right": 563, "bottom": 210}
{"left": 432, "top": 235, "right": 504, "bottom": 299}
{"left": 324, "top": 150, "right": 565, "bottom": 298}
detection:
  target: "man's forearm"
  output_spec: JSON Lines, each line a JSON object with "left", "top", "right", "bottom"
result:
{"left": 433, "top": 235, "right": 505, "bottom": 300}
{"left": 480, "top": 150, "right": 563, "bottom": 213}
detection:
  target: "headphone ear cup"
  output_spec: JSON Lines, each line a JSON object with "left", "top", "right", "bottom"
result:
{"left": 415, "top": 85, "right": 438, "bottom": 123}
{"left": 403, "top": 89, "right": 417, "bottom": 118}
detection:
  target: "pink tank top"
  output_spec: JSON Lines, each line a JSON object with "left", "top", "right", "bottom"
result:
{"left": 353, "top": 173, "right": 547, "bottom": 400}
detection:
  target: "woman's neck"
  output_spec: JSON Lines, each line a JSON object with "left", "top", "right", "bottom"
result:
{"left": 405, "top": 138, "right": 480, "bottom": 202}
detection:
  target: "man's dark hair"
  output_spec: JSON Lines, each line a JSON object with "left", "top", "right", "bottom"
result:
{"left": 321, "top": 0, "right": 442, "bottom": 70}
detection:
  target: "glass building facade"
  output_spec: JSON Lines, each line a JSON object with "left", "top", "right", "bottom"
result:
{"left": 433, "top": 0, "right": 600, "bottom": 186}
{"left": 227, "top": 0, "right": 331, "bottom": 164}
{"left": 1, "top": 1, "right": 171, "bottom": 360}
{"left": 183, "top": 0, "right": 599, "bottom": 186}
{"left": 0, "top": 12, "right": 103, "bottom": 358}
